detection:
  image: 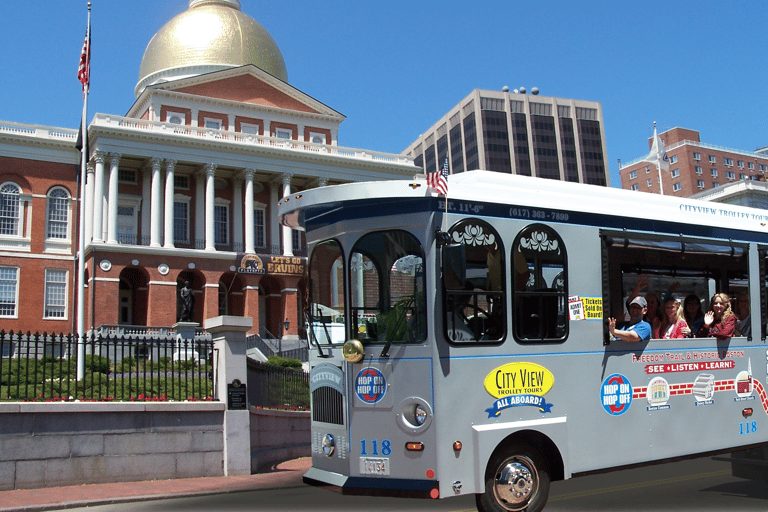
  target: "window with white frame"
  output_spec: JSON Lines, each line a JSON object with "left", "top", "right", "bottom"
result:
{"left": 46, "top": 187, "right": 70, "bottom": 239}
{"left": 726, "top": 171, "right": 735, "bottom": 180}
{"left": 629, "top": 171, "right": 637, "bottom": 179}
{"left": 0, "top": 267, "right": 18, "bottom": 317}
{"left": 275, "top": 128, "right": 292, "bottom": 140}
{"left": 713, "top": 182, "right": 720, "bottom": 188}
{"left": 695, "top": 166, "right": 703, "bottom": 175}
{"left": 738, "top": 160, "right": 744, "bottom": 168}
{"left": 672, "top": 183, "right": 682, "bottom": 192}
{"left": 711, "top": 169, "right": 718, "bottom": 177}
{"left": 671, "top": 168, "right": 680, "bottom": 178}
{"left": 697, "top": 180, "right": 705, "bottom": 189}
{"left": 709, "top": 155, "right": 716, "bottom": 164}
{"left": 749, "top": 162, "right": 755, "bottom": 170}
{"left": 0, "top": 183, "right": 21, "bottom": 236}
{"left": 760, "top": 164, "right": 767, "bottom": 172}
{"left": 630, "top": 184, "right": 639, "bottom": 191}
{"left": 741, "top": 174, "right": 747, "bottom": 180}
{"left": 670, "top": 155, "right": 678, "bottom": 164}
{"left": 44, "top": 269, "right": 67, "bottom": 319}
{"left": 174, "top": 175, "right": 189, "bottom": 190}
{"left": 645, "top": 165, "right": 651, "bottom": 174}
{"left": 118, "top": 169, "right": 136, "bottom": 183}
{"left": 214, "top": 203, "right": 229, "bottom": 245}
{"left": 254, "top": 207, "right": 266, "bottom": 248}
{"left": 647, "top": 178, "right": 653, "bottom": 187}
{"left": 693, "top": 152, "right": 701, "bottom": 161}
{"left": 724, "top": 158, "right": 733, "bottom": 166}
{"left": 167, "top": 113, "right": 185, "bottom": 125}
{"left": 204, "top": 118, "right": 222, "bottom": 130}
{"left": 309, "top": 132, "right": 326, "bottom": 145}
{"left": 174, "top": 198, "right": 189, "bottom": 244}
{"left": 241, "top": 123, "right": 260, "bottom": 135}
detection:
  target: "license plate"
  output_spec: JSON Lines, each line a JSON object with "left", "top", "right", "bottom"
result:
{"left": 360, "top": 457, "right": 390, "bottom": 475}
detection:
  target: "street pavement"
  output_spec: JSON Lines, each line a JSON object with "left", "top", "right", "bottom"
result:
{"left": 0, "top": 457, "right": 311, "bottom": 512}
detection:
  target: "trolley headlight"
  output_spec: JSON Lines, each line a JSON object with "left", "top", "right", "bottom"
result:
{"left": 414, "top": 404, "right": 428, "bottom": 426}
{"left": 322, "top": 434, "right": 335, "bottom": 457}
{"left": 397, "top": 397, "right": 433, "bottom": 433}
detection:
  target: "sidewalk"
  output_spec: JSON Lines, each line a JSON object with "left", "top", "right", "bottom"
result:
{"left": 0, "top": 457, "right": 311, "bottom": 512}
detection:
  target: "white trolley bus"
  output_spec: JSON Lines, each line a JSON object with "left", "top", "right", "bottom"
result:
{"left": 280, "top": 170, "right": 768, "bottom": 512}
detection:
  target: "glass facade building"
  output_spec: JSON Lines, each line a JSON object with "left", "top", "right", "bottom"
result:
{"left": 404, "top": 89, "right": 610, "bottom": 186}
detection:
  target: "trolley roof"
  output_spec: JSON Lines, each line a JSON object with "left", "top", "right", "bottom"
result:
{"left": 279, "top": 170, "right": 768, "bottom": 243}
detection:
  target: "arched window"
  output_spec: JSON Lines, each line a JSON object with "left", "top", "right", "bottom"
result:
{"left": 46, "top": 187, "right": 70, "bottom": 239}
{"left": 512, "top": 224, "right": 568, "bottom": 343}
{"left": 0, "top": 183, "right": 21, "bottom": 236}
{"left": 350, "top": 230, "right": 426, "bottom": 344}
{"left": 444, "top": 219, "right": 505, "bottom": 342}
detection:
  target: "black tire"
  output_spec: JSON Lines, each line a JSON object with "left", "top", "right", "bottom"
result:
{"left": 476, "top": 442, "right": 550, "bottom": 512}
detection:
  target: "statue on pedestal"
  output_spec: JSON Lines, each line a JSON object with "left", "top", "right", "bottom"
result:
{"left": 179, "top": 281, "right": 195, "bottom": 322}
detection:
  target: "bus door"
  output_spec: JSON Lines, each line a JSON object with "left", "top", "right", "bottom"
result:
{"left": 307, "top": 228, "right": 438, "bottom": 495}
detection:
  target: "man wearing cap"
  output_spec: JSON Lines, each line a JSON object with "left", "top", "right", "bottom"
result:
{"left": 608, "top": 296, "right": 652, "bottom": 342}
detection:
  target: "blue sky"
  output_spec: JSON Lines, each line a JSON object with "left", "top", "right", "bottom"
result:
{"left": 3, "top": 1, "right": 767, "bottom": 187}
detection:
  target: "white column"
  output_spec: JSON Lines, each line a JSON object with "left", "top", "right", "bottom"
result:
{"left": 150, "top": 157, "right": 163, "bottom": 247}
{"left": 84, "top": 162, "right": 95, "bottom": 246}
{"left": 244, "top": 169, "right": 255, "bottom": 254}
{"left": 106, "top": 153, "right": 120, "bottom": 244}
{"left": 164, "top": 160, "right": 176, "bottom": 248}
{"left": 195, "top": 172, "right": 205, "bottom": 248}
{"left": 281, "top": 173, "right": 293, "bottom": 257}
{"left": 205, "top": 163, "right": 216, "bottom": 251}
{"left": 233, "top": 175, "right": 243, "bottom": 253}
{"left": 269, "top": 182, "right": 279, "bottom": 255}
{"left": 92, "top": 152, "right": 105, "bottom": 243}
{"left": 141, "top": 168, "right": 151, "bottom": 245}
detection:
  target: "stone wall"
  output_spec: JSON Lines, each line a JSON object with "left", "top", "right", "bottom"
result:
{"left": 0, "top": 402, "right": 225, "bottom": 490}
{"left": 249, "top": 408, "right": 310, "bottom": 473}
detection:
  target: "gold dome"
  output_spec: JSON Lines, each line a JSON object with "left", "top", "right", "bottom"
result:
{"left": 136, "top": 0, "right": 288, "bottom": 96}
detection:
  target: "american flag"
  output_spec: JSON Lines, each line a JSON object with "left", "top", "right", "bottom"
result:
{"left": 77, "top": 25, "right": 91, "bottom": 92}
{"left": 428, "top": 158, "right": 449, "bottom": 195}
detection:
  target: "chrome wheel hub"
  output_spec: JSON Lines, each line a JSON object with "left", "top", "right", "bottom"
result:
{"left": 493, "top": 456, "right": 538, "bottom": 511}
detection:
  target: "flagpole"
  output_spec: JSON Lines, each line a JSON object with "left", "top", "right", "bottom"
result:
{"left": 76, "top": 2, "right": 91, "bottom": 382}
{"left": 654, "top": 121, "right": 664, "bottom": 196}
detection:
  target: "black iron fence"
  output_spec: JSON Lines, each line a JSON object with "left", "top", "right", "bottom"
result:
{"left": 247, "top": 359, "right": 309, "bottom": 410}
{"left": 0, "top": 330, "right": 213, "bottom": 402}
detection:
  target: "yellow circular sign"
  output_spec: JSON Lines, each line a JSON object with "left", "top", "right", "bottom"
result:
{"left": 483, "top": 362, "right": 554, "bottom": 398}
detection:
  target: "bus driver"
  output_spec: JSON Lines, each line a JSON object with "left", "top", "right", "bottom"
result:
{"left": 608, "top": 296, "right": 652, "bottom": 342}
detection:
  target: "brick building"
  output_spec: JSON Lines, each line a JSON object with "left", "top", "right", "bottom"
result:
{"left": 619, "top": 127, "right": 768, "bottom": 196}
{"left": 0, "top": 0, "right": 417, "bottom": 339}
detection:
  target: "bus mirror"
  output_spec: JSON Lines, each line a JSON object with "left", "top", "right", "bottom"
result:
{"left": 442, "top": 244, "right": 466, "bottom": 291}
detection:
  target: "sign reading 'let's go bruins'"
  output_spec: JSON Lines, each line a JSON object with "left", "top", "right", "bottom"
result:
{"left": 483, "top": 362, "right": 555, "bottom": 417}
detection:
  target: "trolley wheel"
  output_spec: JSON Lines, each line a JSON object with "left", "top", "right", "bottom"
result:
{"left": 476, "top": 443, "right": 550, "bottom": 512}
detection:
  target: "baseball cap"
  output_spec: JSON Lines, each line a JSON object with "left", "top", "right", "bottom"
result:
{"left": 629, "top": 296, "right": 647, "bottom": 308}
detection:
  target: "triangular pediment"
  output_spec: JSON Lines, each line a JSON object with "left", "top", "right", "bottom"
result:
{"left": 128, "top": 65, "right": 344, "bottom": 120}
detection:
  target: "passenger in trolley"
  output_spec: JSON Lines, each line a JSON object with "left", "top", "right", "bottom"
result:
{"left": 654, "top": 296, "right": 689, "bottom": 339}
{"left": 697, "top": 292, "right": 737, "bottom": 339}
{"left": 608, "top": 296, "right": 652, "bottom": 342}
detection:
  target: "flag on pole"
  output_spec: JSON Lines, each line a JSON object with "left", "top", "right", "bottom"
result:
{"left": 77, "top": 24, "right": 91, "bottom": 92}
{"left": 643, "top": 125, "right": 669, "bottom": 172}
{"left": 428, "top": 158, "right": 449, "bottom": 195}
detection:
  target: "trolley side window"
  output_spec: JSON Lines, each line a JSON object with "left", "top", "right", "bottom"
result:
{"left": 512, "top": 223, "right": 568, "bottom": 343}
{"left": 350, "top": 230, "right": 427, "bottom": 344}
{"left": 602, "top": 232, "right": 748, "bottom": 341}
{"left": 307, "top": 239, "right": 346, "bottom": 345}
{"left": 444, "top": 218, "right": 505, "bottom": 343}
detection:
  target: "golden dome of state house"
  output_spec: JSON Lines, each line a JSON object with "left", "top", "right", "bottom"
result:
{"left": 136, "top": 0, "right": 288, "bottom": 97}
